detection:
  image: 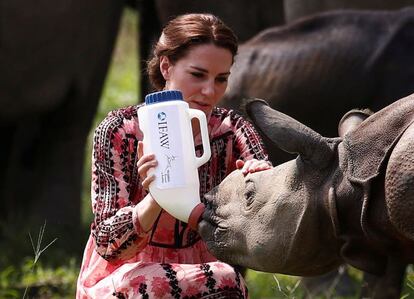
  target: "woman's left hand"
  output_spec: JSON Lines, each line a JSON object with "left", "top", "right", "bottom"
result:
{"left": 235, "top": 159, "right": 272, "bottom": 175}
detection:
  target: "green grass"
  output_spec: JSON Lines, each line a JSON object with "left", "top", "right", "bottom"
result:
{"left": 245, "top": 271, "right": 303, "bottom": 298}
{"left": 0, "top": 258, "right": 79, "bottom": 299}
{"left": 4, "top": 7, "right": 414, "bottom": 299}
{"left": 246, "top": 265, "right": 414, "bottom": 298}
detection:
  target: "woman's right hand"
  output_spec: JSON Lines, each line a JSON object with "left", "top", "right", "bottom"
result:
{"left": 137, "top": 141, "right": 158, "bottom": 190}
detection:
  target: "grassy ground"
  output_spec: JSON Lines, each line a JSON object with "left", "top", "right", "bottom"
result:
{"left": 3, "top": 8, "right": 414, "bottom": 299}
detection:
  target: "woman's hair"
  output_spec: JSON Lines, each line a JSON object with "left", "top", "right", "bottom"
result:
{"left": 147, "top": 13, "right": 238, "bottom": 91}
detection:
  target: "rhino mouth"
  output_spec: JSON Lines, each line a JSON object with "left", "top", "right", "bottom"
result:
{"left": 199, "top": 207, "right": 219, "bottom": 240}
{"left": 199, "top": 191, "right": 219, "bottom": 235}
{"left": 199, "top": 206, "right": 231, "bottom": 254}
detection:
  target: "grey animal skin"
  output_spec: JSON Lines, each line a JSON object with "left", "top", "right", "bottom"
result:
{"left": 199, "top": 93, "right": 414, "bottom": 277}
{"left": 220, "top": 7, "right": 414, "bottom": 165}
{"left": 285, "top": 0, "right": 414, "bottom": 22}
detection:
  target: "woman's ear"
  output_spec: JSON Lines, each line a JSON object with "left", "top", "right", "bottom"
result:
{"left": 160, "top": 56, "right": 171, "bottom": 80}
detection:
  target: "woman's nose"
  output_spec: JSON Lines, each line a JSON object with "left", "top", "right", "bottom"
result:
{"left": 201, "top": 80, "right": 215, "bottom": 97}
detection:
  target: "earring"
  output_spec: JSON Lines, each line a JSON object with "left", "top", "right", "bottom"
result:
{"left": 164, "top": 78, "right": 171, "bottom": 89}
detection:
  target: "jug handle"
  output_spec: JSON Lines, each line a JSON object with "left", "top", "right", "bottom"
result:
{"left": 189, "top": 109, "right": 211, "bottom": 168}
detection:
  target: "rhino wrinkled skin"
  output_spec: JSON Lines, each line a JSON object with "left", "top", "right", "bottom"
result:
{"left": 199, "top": 93, "right": 414, "bottom": 276}
{"left": 220, "top": 8, "right": 414, "bottom": 165}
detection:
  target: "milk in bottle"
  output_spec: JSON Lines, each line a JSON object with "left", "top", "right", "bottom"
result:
{"left": 138, "top": 90, "right": 211, "bottom": 223}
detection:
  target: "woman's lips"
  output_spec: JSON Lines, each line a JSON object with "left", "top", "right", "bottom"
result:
{"left": 191, "top": 101, "right": 211, "bottom": 110}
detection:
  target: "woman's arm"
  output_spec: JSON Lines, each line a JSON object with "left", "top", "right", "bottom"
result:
{"left": 135, "top": 141, "right": 162, "bottom": 231}
{"left": 91, "top": 111, "right": 159, "bottom": 262}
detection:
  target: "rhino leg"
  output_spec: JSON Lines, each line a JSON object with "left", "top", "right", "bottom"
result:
{"left": 301, "top": 265, "right": 357, "bottom": 298}
{"left": 360, "top": 257, "right": 406, "bottom": 299}
{"left": 385, "top": 123, "right": 414, "bottom": 240}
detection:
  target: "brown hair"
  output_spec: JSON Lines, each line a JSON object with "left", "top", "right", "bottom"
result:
{"left": 147, "top": 13, "right": 238, "bottom": 91}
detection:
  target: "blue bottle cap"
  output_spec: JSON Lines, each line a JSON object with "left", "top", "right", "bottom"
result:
{"left": 144, "top": 90, "right": 184, "bottom": 105}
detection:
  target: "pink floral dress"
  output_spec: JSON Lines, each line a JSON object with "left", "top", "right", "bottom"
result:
{"left": 76, "top": 105, "right": 269, "bottom": 298}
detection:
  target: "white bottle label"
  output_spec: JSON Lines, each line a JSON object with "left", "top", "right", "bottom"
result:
{"left": 148, "top": 105, "right": 186, "bottom": 189}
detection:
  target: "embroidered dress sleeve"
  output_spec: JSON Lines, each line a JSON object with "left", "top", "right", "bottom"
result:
{"left": 90, "top": 112, "right": 149, "bottom": 261}
{"left": 233, "top": 113, "right": 270, "bottom": 162}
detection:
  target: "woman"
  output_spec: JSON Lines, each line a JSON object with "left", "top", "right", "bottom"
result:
{"left": 77, "top": 13, "right": 271, "bottom": 298}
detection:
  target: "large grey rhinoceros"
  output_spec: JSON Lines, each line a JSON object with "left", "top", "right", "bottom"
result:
{"left": 220, "top": 7, "right": 414, "bottom": 165}
{"left": 199, "top": 93, "right": 414, "bottom": 277}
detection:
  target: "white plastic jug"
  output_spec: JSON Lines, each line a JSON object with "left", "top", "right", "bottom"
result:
{"left": 138, "top": 90, "right": 211, "bottom": 223}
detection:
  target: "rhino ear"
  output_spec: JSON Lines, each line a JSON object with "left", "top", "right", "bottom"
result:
{"left": 246, "top": 98, "right": 337, "bottom": 168}
{"left": 338, "top": 109, "right": 373, "bottom": 137}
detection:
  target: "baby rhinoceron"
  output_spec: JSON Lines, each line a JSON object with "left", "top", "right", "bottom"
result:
{"left": 199, "top": 93, "right": 414, "bottom": 277}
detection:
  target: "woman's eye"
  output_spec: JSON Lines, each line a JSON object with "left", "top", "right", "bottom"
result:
{"left": 216, "top": 77, "right": 228, "bottom": 83}
{"left": 190, "top": 72, "right": 204, "bottom": 78}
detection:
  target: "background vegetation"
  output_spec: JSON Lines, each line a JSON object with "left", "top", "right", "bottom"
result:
{"left": 2, "top": 8, "right": 414, "bottom": 298}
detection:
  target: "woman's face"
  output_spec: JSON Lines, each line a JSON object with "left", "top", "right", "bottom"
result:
{"left": 160, "top": 43, "right": 233, "bottom": 115}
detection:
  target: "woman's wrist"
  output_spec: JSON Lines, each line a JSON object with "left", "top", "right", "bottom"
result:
{"left": 133, "top": 193, "right": 162, "bottom": 233}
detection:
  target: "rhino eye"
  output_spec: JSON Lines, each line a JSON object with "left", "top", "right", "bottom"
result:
{"left": 244, "top": 179, "right": 256, "bottom": 207}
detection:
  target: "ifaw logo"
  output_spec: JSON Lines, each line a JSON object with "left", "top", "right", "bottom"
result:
{"left": 157, "top": 111, "right": 169, "bottom": 149}
{"left": 158, "top": 112, "right": 166, "bottom": 121}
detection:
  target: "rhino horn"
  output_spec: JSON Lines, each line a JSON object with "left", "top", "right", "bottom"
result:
{"left": 246, "top": 98, "right": 337, "bottom": 168}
